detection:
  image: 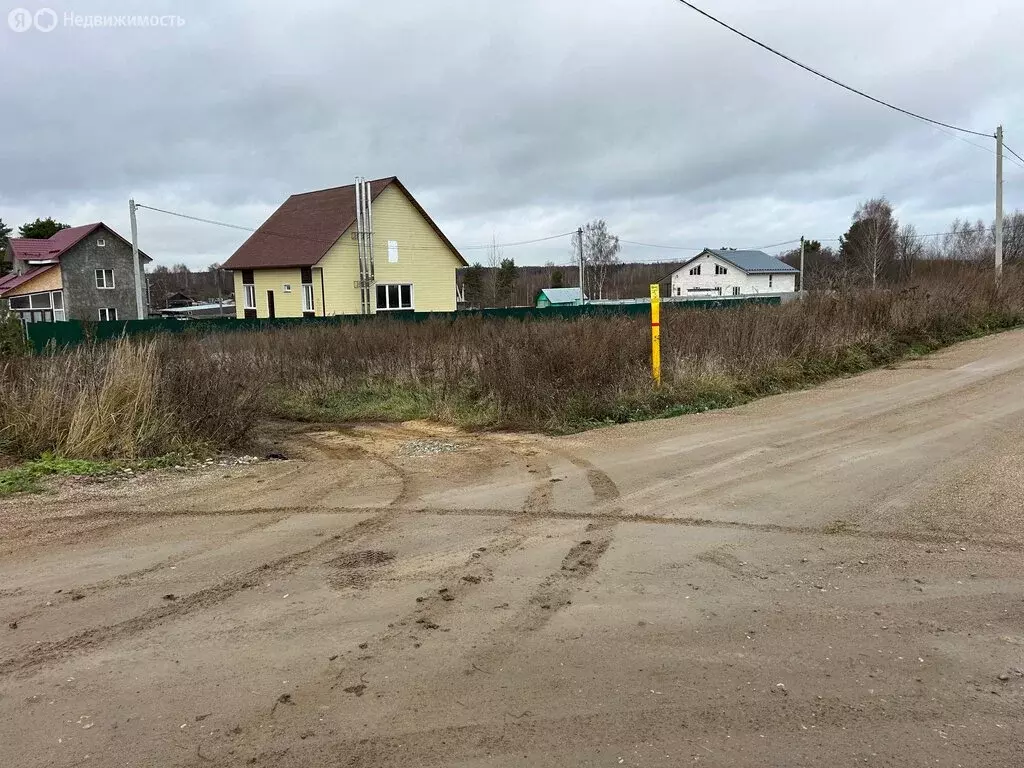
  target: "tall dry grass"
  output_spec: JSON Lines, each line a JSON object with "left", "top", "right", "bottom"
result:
{"left": 0, "top": 337, "right": 259, "bottom": 459}
{"left": 0, "top": 266, "right": 1021, "bottom": 458}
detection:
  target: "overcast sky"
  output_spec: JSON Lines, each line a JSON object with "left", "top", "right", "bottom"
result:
{"left": 2, "top": 0, "right": 1022, "bottom": 269}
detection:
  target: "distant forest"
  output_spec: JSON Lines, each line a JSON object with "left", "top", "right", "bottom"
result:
{"left": 144, "top": 261, "right": 683, "bottom": 310}
{"left": 140, "top": 197, "right": 1024, "bottom": 309}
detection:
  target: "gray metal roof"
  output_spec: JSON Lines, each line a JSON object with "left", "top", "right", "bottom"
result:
{"left": 709, "top": 249, "right": 799, "bottom": 274}
{"left": 538, "top": 287, "right": 586, "bottom": 303}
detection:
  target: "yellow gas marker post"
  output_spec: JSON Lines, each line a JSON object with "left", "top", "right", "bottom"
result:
{"left": 650, "top": 284, "right": 661, "bottom": 386}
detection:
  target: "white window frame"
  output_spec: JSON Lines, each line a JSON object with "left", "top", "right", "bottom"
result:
{"left": 768, "top": 274, "right": 773, "bottom": 289}
{"left": 243, "top": 284, "right": 257, "bottom": 310}
{"left": 301, "top": 283, "right": 315, "bottom": 313}
{"left": 9, "top": 290, "right": 66, "bottom": 322}
{"left": 732, "top": 286, "right": 741, "bottom": 296}
{"left": 98, "top": 307, "right": 118, "bottom": 321}
{"left": 375, "top": 283, "right": 413, "bottom": 311}
{"left": 689, "top": 265, "right": 701, "bottom": 276}
{"left": 387, "top": 240, "right": 399, "bottom": 263}
{"left": 51, "top": 290, "right": 65, "bottom": 321}
{"left": 95, "top": 268, "right": 115, "bottom": 289}
{"left": 715, "top": 264, "right": 728, "bottom": 275}
{"left": 282, "top": 283, "right": 293, "bottom": 293}
{"left": 96, "top": 238, "right": 106, "bottom": 247}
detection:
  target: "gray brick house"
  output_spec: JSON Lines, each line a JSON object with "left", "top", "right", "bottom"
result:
{"left": 0, "top": 223, "right": 150, "bottom": 323}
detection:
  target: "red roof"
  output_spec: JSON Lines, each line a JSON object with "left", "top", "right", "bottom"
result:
{"left": 223, "top": 177, "right": 467, "bottom": 270}
{"left": 0, "top": 265, "right": 57, "bottom": 296}
{"left": 9, "top": 223, "right": 104, "bottom": 262}
{"left": 8, "top": 222, "right": 150, "bottom": 263}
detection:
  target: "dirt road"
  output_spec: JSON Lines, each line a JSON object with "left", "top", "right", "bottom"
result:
{"left": 2, "top": 331, "right": 1024, "bottom": 767}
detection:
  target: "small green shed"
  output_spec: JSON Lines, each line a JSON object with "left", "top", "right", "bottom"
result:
{"left": 536, "top": 287, "right": 587, "bottom": 308}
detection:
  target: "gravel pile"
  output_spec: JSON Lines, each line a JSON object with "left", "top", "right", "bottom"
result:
{"left": 398, "top": 440, "right": 463, "bottom": 457}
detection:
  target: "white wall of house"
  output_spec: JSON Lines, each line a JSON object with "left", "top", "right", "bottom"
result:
{"left": 669, "top": 252, "right": 796, "bottom": 297}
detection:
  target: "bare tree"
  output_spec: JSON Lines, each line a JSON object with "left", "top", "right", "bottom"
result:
{"left": 942, "top": 218, "right": 991, "bottom": 262}
{"left": 894, "top": 223, "right": 924, "bottom": 282}
{"left": 994, "top": 211, "right": 1024, "bottom": 264}
{"left": 484, "top": 234, "right": 503, "bottom": 305}
{"left": 570, "top": 219, "right": 620, "bottom": 299}
{"left": 839, "top": 198, "right": 898, "bottom": 288}
{"left": 171, "top": 263, "right": 192, "bottom": 292}
{"left": 780, "top": 240, "right": 843, "bottom": 291}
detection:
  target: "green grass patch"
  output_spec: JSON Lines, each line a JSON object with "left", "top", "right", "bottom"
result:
{"left": 0, "top": 469, "right": 46, "bottom": 495}
{"left": 0, "top": 451, "right": 204, "bottom": 497}
{"left": 275, "top": 380, "right": 497, "bottom": 429}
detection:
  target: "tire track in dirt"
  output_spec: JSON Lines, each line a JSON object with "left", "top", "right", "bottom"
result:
{"left": 325, "top": 516, "right": 539, "bottom": 675}
{"left": 521, "top": 455, "right": 554, "bottom": 514}
{"left": 5, "top": 515, "right": 293, "bottom": 628}
{"left": 203, "top": 515, "right": 551, "bottom": 762}
{"left": 506, "top": 524, "right": 615, "bottom": 633}
{"left": 412, "top": 507, "right": 1024, "bottom": 552}
{"left": 571, "top": 458, "right": 621, "bottom": 503}
{"left": 301, "top": 433, "right": 411, "bottom": 508}
{"left": 462, "top": 521, "right": 618, "bottom": 678}
{"left": 379, "top": 456, "right": 413, "bottom": 508}
{"left": 36, "top": 502, "right": 1024, "bottom": 553}
{"left": 0, "top": 517, "right": 134, "bottom": 556}
{"left": 534, "top": 443, "right": 621, "bottom": 506}
{"left": 0, "top": 512, "right": 395, "bottom": 678}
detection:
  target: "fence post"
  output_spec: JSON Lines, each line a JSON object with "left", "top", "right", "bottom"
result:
{"left": 650, "top": 284, "right": 661, "bottom": 386}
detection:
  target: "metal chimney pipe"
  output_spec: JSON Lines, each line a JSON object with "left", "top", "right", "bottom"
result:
{"left": 355, "top": 177, "right": 366, "bottom": 314}
{"left": 366, "top": 179, "right": 375, "bottom": 289}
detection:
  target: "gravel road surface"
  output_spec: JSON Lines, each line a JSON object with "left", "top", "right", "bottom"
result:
{"left": 1, "top": 331, "right": 1023, "bottom": 767}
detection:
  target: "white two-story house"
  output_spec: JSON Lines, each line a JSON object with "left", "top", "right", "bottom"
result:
{"left": 664, "top": 249, "right": 798, "bottom": 298}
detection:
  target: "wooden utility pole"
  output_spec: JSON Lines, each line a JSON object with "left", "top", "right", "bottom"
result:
{"left": 577, "top": 226, "right": 585, "bottom": 305}
{"left": 128, "top": 199, "right": 145, "bottom": 319}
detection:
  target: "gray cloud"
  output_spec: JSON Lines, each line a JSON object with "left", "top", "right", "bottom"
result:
{"left": 1, "top": 0, "right": 1021, "bottom": 268}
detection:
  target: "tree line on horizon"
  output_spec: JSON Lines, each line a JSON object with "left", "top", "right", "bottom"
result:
{"left": 4, "top": 200, "right": 1020, "bottom": 309}
{"left": 779, "top": 198, "right": 1024, "bottom": 291}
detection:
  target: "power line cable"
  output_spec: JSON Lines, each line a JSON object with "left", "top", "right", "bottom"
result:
{"left": 135, "top": 204, "right": 333, "bottom": 249}
{"left": 672, "top": 0, "right": 994, "bottom": 139}
{"left": 929, "top": 123, "right": 1000, "bottom": 157}
{"left": 621, "top": 238, "right": 801, "bottom": 253}
{"left": 748, "top": 238, "right": 802, "bottom": 250}
{"left": 620, "top": 239, "right": 704, "bottom": 251}
{"left": 135, "top": 204, "right": 261, "bottom": 234}
{"left": 815, "top": 229, "right": 995, "bottom": 245}
{"left": 462, "top": 231, "right": 581, "bottom": 249}
{"left": 1005, "top": 143, "right": 1024, "bottom": 167}
{"left": 1002, "top": 143, "right": 1024, "bottom": 171}
{"left": 630, "top": 228, "right": 993, "bottom": 258}
{"left": 136, "top": 203, "right": 574, "bottom": 252}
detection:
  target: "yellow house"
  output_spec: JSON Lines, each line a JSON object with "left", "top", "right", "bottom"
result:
{"left": 222, "top": 177, "right": 467, "bottom": 318}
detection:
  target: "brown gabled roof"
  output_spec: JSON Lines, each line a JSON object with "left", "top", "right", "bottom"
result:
{"left": 8, "top": 223, "right": 152, "bottom": 263}
{"left": 222, "top": 176, "right": 467, "bottom": 270}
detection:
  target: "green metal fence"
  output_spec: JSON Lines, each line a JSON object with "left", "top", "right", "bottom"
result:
{"left": 25, "top": 296, "right": 781, "bottom": 353}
